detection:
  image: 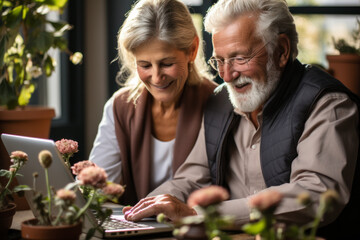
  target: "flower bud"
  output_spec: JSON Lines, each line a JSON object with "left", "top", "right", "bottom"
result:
{"left": 38, "top": 150, "right": 53, "bottom": 168}
{"left": 320, "top": 189, "right": 339, "bottom": 206}
{"left": 297, "top": 191, "right": 312, "bottom": 206}
{"left": 70, "top": 52, "right": 83, "bottom": 65}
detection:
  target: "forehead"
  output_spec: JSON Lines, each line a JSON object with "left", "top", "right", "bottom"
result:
{"left": 133, "top": 38, "right": 183, "bottom": 60}
{"left": 212, "top": 14, "right": 261, "bottom": 57}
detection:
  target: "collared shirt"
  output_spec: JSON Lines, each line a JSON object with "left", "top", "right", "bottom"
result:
{"left": 149, "top": 92, "right": 359, "bottom": 226}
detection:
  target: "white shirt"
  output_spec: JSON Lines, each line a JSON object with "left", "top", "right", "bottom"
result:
{"left": 89, "top": 96, "right": 174, "bottom": 190}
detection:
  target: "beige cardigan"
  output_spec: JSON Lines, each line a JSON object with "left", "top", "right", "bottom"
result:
{"left": 113, "top": 79, "right": 217, "bottom": 205}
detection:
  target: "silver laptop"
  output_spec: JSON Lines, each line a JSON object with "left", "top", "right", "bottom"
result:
{"left": 1, "top": 133, "right": 173, "bottom": 238}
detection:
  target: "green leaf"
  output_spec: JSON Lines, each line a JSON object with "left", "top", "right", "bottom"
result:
{"left": 13, "top": 185, "right": 32, "bottom": 192}
{"left": 48, "top": 20, "right": 71, "bottom": 32}
{"left": 27, "top": 31, "right": 54, "bottom": 54}
{"left": 53, "top": 36, "right": 67, "bottom": 50}
{"left": 0, "top": 77, "right": 17, "bottom": 109}
{"left": 0, "top": 169, "right": 11, "bottom": 178}
{"left": 3, "top": 5, "right": 24, "bottom": 29}
{"left": 42, "top": 0, "right": 68, "bottom": 9}
{"left": 242, "top": 218, "right": 266, "bottom": 235}
{"left": 85, "top": 228, "right": 96, "bottom": 240}
{"left": 44, "top": 55, "right": 55, "bottom": 76}
{"left": 18, "top": 84, "right": 35, "bottom": 106}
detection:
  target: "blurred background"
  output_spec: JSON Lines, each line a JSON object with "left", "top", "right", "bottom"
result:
{"left": 29, "top": 0, "right": 360, "bottom": 162}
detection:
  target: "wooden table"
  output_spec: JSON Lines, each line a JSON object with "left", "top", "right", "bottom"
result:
{"left": 9, "top": 210, "right": 255, "bottom": 240}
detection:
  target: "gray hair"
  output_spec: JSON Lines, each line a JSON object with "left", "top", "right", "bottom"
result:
{"left": 204, "top": 0, "right": 298, "bottom": 61}
{"left": 117, "top": 0, "right": 213, "bottom": 103}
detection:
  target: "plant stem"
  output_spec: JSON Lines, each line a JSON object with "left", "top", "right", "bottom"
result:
{"left": 75, "top": 188, "right": 95, "bottom": 221}
{"left": 53, "top": 208, "right": 64, "bottom": 226}
{"left": 45, "top": 168, "right": 52, "bottom": 218}
{"left": 0, "top": 163, "right": 19, "bottom": 203}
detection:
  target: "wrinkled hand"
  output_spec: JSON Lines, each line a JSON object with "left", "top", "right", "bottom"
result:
{"left": 123, "top": 194, "right": 196, "bottom": 222}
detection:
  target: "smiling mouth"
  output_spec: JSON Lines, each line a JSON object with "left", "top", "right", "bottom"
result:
{"left": 234, "top": 82, "right": 250, "bottom": 89}
{"left": 150, "top": 81, "right": 174, "bottom": 89}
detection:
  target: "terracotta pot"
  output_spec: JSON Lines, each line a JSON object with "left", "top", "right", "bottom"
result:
{"left": 326, "top": 54, "right": 360, "bottom": 96}
{"left": 0, "top": 203, "right": 16, "bottom": 236}
{"left": 21, "top": 219, "right": 82, "bottom": 240}
{"left": 0, "top": 106, "right": 55, "bottom": 210}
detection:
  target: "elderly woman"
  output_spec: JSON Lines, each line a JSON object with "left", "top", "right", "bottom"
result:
{"left": 89, "top": 0, "right": 216, "bottom": 205}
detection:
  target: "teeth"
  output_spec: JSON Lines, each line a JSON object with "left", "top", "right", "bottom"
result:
{"left": 235, "top": 82, "right": 248, "bottom": 88}
{"left": 151, "top": 82, "right": 172, "bottom": 89}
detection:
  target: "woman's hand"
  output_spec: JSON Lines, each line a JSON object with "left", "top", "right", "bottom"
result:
{"left": 123, "top": 194, "right": 196, "bottom": 221}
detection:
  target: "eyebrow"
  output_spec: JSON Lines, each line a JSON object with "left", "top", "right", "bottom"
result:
{"left": 213, "top": 47, "right": 252, "bottom": 59}
{"left": 136, "top": 57, "right": 177, "bottom": 63}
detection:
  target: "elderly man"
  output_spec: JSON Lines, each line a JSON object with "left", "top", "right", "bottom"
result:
{"left": 123, "top": 0, "right": 360, "bottom": 238}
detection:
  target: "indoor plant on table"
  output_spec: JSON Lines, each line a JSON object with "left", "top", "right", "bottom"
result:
{"left": 326, "top": 18, "right": 360, "bottom": 96}
{"left": 20, "top": 139, "right": 125, "bottom": 240}
{"left": 0, "top": 0, "right": 83, "bottom": 209}
{"left": 0, "top": 150, "right": 30, "bottom": 235}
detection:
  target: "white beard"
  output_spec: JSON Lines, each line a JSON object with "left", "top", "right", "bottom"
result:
{"left": 226, "top": 60, "right": 281, "bottom": 113}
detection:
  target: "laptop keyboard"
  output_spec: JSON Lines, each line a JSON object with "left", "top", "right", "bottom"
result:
{"left": 102, "top": 217, "right": 152, "bottom": 230}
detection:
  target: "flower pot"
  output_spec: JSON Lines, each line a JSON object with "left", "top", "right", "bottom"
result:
{"left": 326, "top": 54, "right": 360, "bottom": 96}
{"left": 21, "top": 219, "right": 82, "bottom": 240}
{"left": 0, "top": 106, "right": 55, "bottom": 210}
{"left": 0, "top": 203, "right": 16, "bottom": 236}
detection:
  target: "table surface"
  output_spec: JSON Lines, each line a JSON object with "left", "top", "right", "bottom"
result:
{"left": 10, "top": 209, "right": 255, "bottom": 240}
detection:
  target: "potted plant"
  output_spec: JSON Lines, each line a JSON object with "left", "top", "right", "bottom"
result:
{"left": 326, "top": 18, "right": 360, "bottom": 96}
{"left": 0, "top": 0, "right": 82, "bottom": 209}
{"left": 20, "top": 139, "right": 125, "bottom": 240}
{"left": 0, "top": 150, "right": 30, "bottom": 235}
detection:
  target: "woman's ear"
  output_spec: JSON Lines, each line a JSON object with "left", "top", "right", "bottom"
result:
{"left": 277, "top": 33, "right": 291, "bottom": 68}
{"left": 189, "top": 36, "right": 200, "bottom": 62}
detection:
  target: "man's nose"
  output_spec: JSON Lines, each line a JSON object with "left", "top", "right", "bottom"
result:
{"left": 220, "top": 63, "right": 237, "bottom": 83}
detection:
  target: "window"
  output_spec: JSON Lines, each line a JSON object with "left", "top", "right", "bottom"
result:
{"left": 288, "top": 1, "right": 360, "bottom": 67}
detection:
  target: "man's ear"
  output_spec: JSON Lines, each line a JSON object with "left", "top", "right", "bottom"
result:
{"left": 277, "top": 33, "right": 291, "bottom": 68}
{"left": 189, "top": 36, "right": 200, "bottom": 62}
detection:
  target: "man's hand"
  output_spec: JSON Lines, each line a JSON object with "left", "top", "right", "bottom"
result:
{"left": 123, "top": 194, "right": 197, "bottom": 221}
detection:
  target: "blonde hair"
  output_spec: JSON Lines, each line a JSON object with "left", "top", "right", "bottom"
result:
{"left": 117, "top": 0, "right": 213, "bottom": 103}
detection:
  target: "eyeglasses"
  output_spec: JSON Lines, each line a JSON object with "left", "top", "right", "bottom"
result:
{"left": 208, "top": 42, "right": 270, "bottom": 73}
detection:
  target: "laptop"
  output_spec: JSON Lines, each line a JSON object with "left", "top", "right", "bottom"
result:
{"left": 1, "top": 133, "right": 173, "bottom": 238}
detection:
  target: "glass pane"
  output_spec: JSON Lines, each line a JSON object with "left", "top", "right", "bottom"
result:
{"left": 181, "top": 0, "right": 203, "bottom": 6}
{"left": 294, "top": 15, "right": 359, "bottom": 68}
{"left": 288, "top": 0, "right": 360, "bottom": 6}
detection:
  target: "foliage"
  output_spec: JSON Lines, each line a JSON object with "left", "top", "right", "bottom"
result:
{"left": 242, "top": 190, "right": 340, "bottom": 240}
{"left": 0, "top": 0, "right": 82, "bottom": 109}
{"left": 158, "top": 186, "right": 234, "bottom": 240}
{"left": 332, "top": 18, "right": 360, "bottom": 55}
{"left": 0, "top": 150, "right": 31, "bottom": 210}
{"left": 28, "top": 140, "right": 124, "bottom": 240}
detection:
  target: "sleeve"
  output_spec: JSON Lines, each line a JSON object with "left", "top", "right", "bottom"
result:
{"left": 266, "top": 92, "right": 359, "bottom": 225}
{"left": 89, "top": 96, "right": 122, "bottom": 183}
{"left": 148, "top": 118, "right": 212, "bottom": 201}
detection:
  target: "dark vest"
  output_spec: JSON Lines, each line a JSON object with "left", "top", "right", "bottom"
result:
{"left": 204, "top": 59, "right": 360, "bottom": 239}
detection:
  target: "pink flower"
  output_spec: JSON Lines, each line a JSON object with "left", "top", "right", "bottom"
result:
{"left": 71, "top": 160, "right": 96, "bottom": 175}
{"left": 78, "top": 166, "right": 107, "bottom": 189}
{"left": 102, "top": 182, "right": 125, "bottom": 197}
{"left": 55, "top": 139, "right": 79, "bottom": 155}
{"left": 187, "top": 185, "right": 229, "bottom": 208}
{"left": 10, "top": 150, "right": 28, "bottom": 164}
{"left": 248, "top": 190, "right": 283, "bottom": 212}
{"left": 56, "top": 189, "right": 76, "bottom": 203}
